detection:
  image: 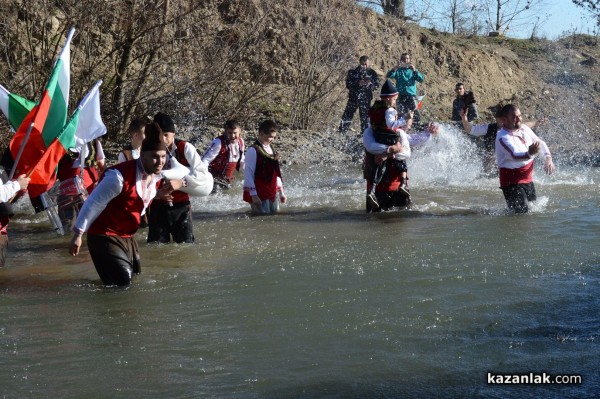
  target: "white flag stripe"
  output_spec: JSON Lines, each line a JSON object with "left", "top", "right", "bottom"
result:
{"left": 56, "top": 28, "right": 74, "bottom": 114}
{"left": 0, "top": 85, "right": 9, "bottom": 122}
{"left": 73, "top": 80, "right": 106, "bottom": 152}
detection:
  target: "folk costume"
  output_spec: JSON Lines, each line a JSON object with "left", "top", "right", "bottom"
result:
{"left": 0, "top": 179, "right": 24, "bottom": 267}
{"left": 495, "top": 124, "right": 552, "bottom": 213}
{"left": 72, "top": 127, "right": 166, "bottom": 286}
{"left": 57, "top": 139, "right": 105, "bottom": 194}
{"left": 363, "top": 123, "right": 434, "bottom": 212}
{"left": 147, "top": 113, "right": 206, "bottom": 243}
{"left": 201, "top": 135, "right": 245, "bottom": 189}
{"left": 117, "top": 143, "right": 140, "bottom": 163}
{"left": 243, "top": 140, "right": 283, "bottom": 213}
{"left": 364, "top": 79, "right": 411, "bottom": 211}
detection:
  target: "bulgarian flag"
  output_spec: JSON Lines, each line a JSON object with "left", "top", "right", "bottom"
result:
{"left": 27, "top": 80, "right": 106, "bottom": 200}
{"left": 8, "top": 28, "right": 74, "bottom": 179}
{"left": 0, "top": 85, "right": 35, "bottom": 131}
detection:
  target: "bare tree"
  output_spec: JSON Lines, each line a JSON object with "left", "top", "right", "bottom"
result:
{"left": 572, "top": 0, "right": 600, "bottom": 27}
{"left": 0, "top": 0, "right": 209, "bottom": 139}
{"left": 484, "top": 0, "right": 547, "bottom": 35}
{"left": 419, "top": 0, "right": 482, "bottom": 34}
{"left": 287, "top": 0, "right": 360, "bottom": 129}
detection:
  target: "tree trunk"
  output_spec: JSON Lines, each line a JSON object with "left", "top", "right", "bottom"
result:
{"left": 495, "top": 0, "right": 502, "bottom": 31}
{"left": 382, "top": 0, "right": 405, "bottom": 18}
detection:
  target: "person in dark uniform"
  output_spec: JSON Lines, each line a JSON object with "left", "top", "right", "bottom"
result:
{"left": 338, "top": 55, "right": 380, "bottom": 134}
{"left": 451, "top": 83, "right": 478, "bottom": 122}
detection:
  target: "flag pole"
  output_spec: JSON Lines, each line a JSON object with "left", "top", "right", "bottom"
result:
{"left": 8, "top": 121, "right": 35, "bottom": 180}
{"left": 7, "top": 27, "right": 75, "bottom": 181}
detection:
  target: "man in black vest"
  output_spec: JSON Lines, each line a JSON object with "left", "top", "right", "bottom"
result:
{"left": 148, "top": 112, "right": 207, "bottom": 243}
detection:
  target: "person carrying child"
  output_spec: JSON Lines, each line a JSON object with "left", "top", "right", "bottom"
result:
{"left": 364, "top": 79, "right": 411, "bottom": 211}
{"left": 363, "top": 80, "right": 440, "bottom": 212}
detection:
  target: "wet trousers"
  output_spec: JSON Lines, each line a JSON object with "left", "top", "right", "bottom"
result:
{"left": 87, "top": 234, "right": 141, "bottom": 286}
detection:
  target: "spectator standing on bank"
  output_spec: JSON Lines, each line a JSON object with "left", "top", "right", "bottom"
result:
{"left": 451, "top": 83, "right": 478, "bottom": 122}
{"left": 339, "top": 55, "right": 380, "bottom": 134}
{"left": 385, "top": 53, "right": 424, "bottom": 117}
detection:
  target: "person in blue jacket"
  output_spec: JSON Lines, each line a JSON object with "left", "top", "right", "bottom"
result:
{"left": 385, "top": 53, "right": 424, "bottom": 117}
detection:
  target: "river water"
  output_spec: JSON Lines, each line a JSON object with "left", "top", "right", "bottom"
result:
{"left": 1, "top": 126, "right": 598, "bottom": 398}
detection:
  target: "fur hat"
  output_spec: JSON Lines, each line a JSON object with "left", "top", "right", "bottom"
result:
{"left": 153, "top": 112, "right": 176, "bottom": 133}
{"left": 141, "top": 122, "right": 168, "bottom": 152}
{"left": 380, "top": 79, "right": 398, "bottom": 97}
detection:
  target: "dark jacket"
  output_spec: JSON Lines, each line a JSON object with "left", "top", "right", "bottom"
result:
{"left": 452, "top": 95, "right": 479, "bottom": 121}
{"left": 346, "top": 66, "right": 379, "bottom": 101}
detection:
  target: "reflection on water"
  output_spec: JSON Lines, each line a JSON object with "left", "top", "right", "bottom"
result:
{"left": 1, "top": 126, "right": 599, "bottom": 398}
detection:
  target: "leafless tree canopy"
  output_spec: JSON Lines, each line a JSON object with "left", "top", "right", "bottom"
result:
{"left": 0, "top": 0, "right": 360, "bottom": 140}
{"left": 572, "top": 0, "right": 600, "bottom": 26}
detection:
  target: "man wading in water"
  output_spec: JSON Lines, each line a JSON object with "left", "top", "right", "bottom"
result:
{"left": 69, "top": 122, "right": 183, "bottom": 286}
{"left": 494, "top": 104, "right": 555, "bottom": 213}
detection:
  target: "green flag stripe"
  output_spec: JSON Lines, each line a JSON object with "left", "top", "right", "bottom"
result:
{"left": 41, "top": 87, "right": 68, "bottom": 146}
{"left": 40, "top": 58, "right": 69, "bottom": 147}
{"left": 57, "top": 109, "right": 78, "bottom": 150}
{"left": 8, "top": 93, "right": 35, "bottom": 130}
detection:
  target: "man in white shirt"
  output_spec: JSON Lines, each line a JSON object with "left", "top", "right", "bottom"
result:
{"left": 68, "top": 122, "right": 181, "bottom": 286}
{"left": 494, "top": 104, "right": 555, "bottom": 213}
{"left": 201, "top": 119, "right": 245, "bottom": 190}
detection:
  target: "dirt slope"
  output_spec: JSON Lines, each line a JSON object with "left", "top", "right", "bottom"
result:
{"left": 196, "top": 2, "right": 600, "bottom": 165}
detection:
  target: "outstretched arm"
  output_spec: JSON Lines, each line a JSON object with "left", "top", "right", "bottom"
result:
{"left": 459, "top": 109, "right": 473, "bottom": 133}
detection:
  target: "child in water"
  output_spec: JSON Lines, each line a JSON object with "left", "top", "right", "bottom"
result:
{"left": 365, "top": 79, "right": 411, "bottom": 210}
{"left": 243, "top": 120, "right": 287, "bottom": 213}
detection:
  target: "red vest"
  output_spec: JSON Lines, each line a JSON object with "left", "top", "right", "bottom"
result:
{"left": 243, "top": 143, "right": 281, "bottom": 203}
{"left": 88, "top": 161, "right": 152, "bottom": 237}
{"left": 368, "top": 100, "right": 392, "bottom": 133}
{"left": 208, "top": 136, "right": 241, "bottom": 181}
{"left": 499, "top": 162, "right": 534, "bottom": 187}
{"left": 157, "top": 140, "right": 191, "bottom": 204}
{"left": 365, "top": 159, "right": 403, "bottom": 193}
{"left": 57, "top": 141, "right": 101, "bottom": 193}
{"left": 368, "top": 100, "right": 399, "bottom": 145}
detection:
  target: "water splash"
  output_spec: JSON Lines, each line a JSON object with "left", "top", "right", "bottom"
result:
{"left": 409, "top": 123, "right": 486, "bottom": 189}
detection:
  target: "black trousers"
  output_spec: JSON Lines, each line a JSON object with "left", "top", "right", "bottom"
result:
{"left": 501, "top": 182, "right": 537, "bottom": 214}
{"left": 147, "top": 201, "right": 194, "bottom": 243}
{"left": 0, "top": 235, "right": 7, "bottom": 268}
{"left": 339, "top": 93, "right": 372, "bottom": 133}
{"left": 366, "top": 190, "right": 411, "bottom": 212}
{"left": 397, "top": 95, "right": 417, "bottom": 115}
{"left": 87, "top": 234, "right": 141, "bottom": 286}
